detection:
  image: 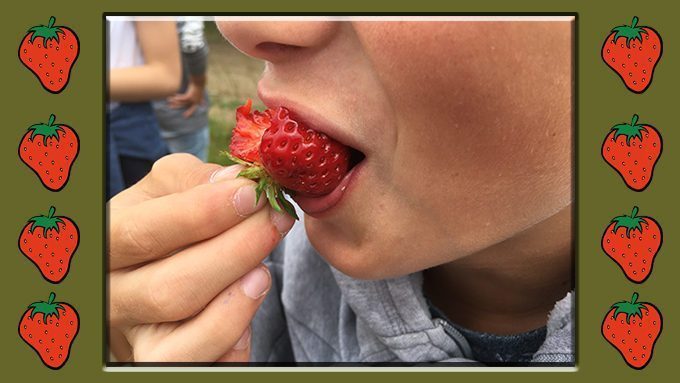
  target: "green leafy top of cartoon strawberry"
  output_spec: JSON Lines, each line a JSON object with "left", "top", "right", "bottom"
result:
{"left": 27, "top": 16, "right": 65, "bottom": 46}
{"left": 610, "top": 114, "right": 648, "bottom": 146}
{"left": 28, "top": 206, "right": 64, "bottom": 237}
{"left": 611, "top": 16, "right": 648, "bottom": 47}
{"left": 28, "top": 114, "right": 65, "bottom": 146}
{"left": 612, "top": 206, "right": 648, "bottom": 238}
{"left": 611, "top": 292, "right": 649, "bottom": 323}
{"left": 27, "top": 292, "right": 65, "bottom": 323}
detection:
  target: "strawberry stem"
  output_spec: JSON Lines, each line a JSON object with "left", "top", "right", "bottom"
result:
{"left": 630, "top": 16, "right": 639, "bottom": 29}
{"left": 630, "top": 114, "right": 639, "bottom": 126}
{"left": 47, "top": 16, "right": 56, "bottom": 29}
{"left": 28, "top": 114, "right": 64, "bottom": 146}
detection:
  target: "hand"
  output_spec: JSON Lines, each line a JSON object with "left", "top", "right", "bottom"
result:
{"left": 108, "top": 154, "right": 295, "bottom": 362}
{"left": 167, "top": 82, "right": 205, "bottom": 118}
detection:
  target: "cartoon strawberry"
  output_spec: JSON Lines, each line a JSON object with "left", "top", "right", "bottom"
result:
{"left": 602, "top": 17, "right": 662, "bottom": 93}
{"left": 19, "top": 292, "right": 79, "bottom": 369}
{"left": 601, "top": 206, "right": 662, "bottom": 283}
{"left": 228, "top": 99, "right": 357, "bottom": 218}
{"left": 18, "top": 16, "right": 79, "bottom": 94}
{"left": 19, "top": 114, "right": 79, "bottom": 192}
{"left": 601, "top": 114, "right": 661, "bottom": 191}
{"left": 18, "top": 206, "right": 79, "bottom": 283}
{"left": 602, "top": 292, "right": 662, "bottom": 369}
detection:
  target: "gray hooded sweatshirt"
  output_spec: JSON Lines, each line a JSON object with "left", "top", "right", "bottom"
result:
{"left": 251, "top": 216, "right": 574, "bottom": 365}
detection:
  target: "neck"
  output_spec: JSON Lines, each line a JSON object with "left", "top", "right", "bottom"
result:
{"left": 423, "top": 206, "right": 573, "bottom": 335}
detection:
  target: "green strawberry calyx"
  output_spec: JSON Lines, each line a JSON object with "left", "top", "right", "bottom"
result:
{"left": 27, "top": 16, "right": 65, "bottom": 46}
{"left": 611, "top": 16, "right": 648, "bottom": 47}
{"left": 28, "top": 206, "right": 64, "bottom": 237}
{"left": 610, "top": 114, "right": 648, "bottom": 146}
{"left": 611, "top": 206, "right": 648, "bottom": 238}
{"left": 28, "top": 114, "right": 65, "bottom": 146}
{"left": 27, "top": 292, "right": 65, "bottom": 324}
{"left": 611, "top": 292, "right": 648, "bottom": 324}
{"left": 224, "top": 152, "right": 299, "bottom": 220}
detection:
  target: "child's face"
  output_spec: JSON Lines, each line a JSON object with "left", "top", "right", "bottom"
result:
{"left": 217, "top": 20, "right": 573, "bottom": 279}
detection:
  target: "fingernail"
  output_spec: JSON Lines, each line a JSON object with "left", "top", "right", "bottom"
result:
{"left": 233, "top": 326, "right": 251, "bottom": 350}
{"left": 241, "top": 266, "right": 271, "bottom": 299}
{"left": 233, "top": 185, "right": 264, "bottom": 217}
{"left": 209, "top": 165, "right": 242, "bottom": 183}
{"left": 271, "top": 209, "right": 295, "bottom": 237}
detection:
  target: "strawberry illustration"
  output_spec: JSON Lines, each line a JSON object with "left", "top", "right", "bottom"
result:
{"left": 601, "top": 114, "right": 661, "bottom": 191}
{"left": 602, "top": 293, "right": 662, "bottom": 369}
{"left": 18, "top": 206, "right": 79, "bottom": 283}
{"left": 19, "top": 292, "right": 79, "bottom": 369}
{"left": 601, "top": 17, "right": 662, "bottom": 93}
{"left": 601, "top": 206, "right": 662, "bottom": 283}
{"left": 228, "top": 99, "right": 356, "bottom": 219}
{"left": 19, "top": 114, "right": 79, "bottom": 191}
{"left": 18, "top": 16, "right": 79, "bottom": 94}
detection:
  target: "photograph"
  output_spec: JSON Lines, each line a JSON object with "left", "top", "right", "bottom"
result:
{"left": 106, "top": 15, "right": 575, "bottom": 366}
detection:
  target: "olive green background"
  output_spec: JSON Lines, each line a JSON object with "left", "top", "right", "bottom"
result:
{"left": 1, "top": 0, "right": 677, "bottom": 381}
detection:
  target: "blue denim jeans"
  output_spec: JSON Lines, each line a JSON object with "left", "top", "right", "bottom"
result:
{"left": 107, "top": 102, "right": 168, "bottom": 199}
{"left": 163, "top": 126, "right": 210, "bottom": 162}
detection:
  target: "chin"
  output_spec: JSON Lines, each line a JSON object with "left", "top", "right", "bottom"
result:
{"left": 303, "top": 218, "right": 394, "bottom": 280}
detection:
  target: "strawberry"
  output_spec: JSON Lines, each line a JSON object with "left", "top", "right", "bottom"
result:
{"left": 601, "top": 17, "right": 662, "bottom": 93}
{"left": 19, "top": 114, "right": 80, "bottom": 192}
{"left": 18, "top": 16, "right": 79, "bottom": 94}
{"left": 602, "top": 293, "right": 662, "bottom": 369}
{"left": 18, "top": 206, "right": 79, "bottom": 283}
{"left": 601, "top": 114, "right": 661, "bottom": 191}
{"left": 601, "top": 206, "right": 662, "bottom": 283}
{"left": 227, "top": 99, "right": 351, "bottom": 219}
{"left": 19, "top": 292, "right": 79, "bottom": 369}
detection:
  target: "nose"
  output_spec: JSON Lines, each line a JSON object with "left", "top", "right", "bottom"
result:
{"left": 216, "top": 20, "right": 339, "bottom": 63}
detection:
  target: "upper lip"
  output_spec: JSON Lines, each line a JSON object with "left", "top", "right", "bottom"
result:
{"left": 257, "top": 83, "right": 367, "bottom": 157}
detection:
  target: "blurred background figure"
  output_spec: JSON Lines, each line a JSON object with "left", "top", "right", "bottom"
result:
{"left": 107, "top": 17, "right": 181, "bottom": 199}
{"left": 153, "top": 17, "right": 210, "bottom": 161}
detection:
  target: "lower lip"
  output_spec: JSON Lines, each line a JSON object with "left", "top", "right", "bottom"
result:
{"left": 292, "top": 162, "right": 363, "bottom": 217}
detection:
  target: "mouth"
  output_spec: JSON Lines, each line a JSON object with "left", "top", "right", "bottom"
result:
{"left": 258, "top": 89, "right": 367, "bottom": 216}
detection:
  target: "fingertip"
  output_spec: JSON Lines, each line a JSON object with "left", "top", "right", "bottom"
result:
{"left": 270, "top": 208, "right": 296, "bottom": 237}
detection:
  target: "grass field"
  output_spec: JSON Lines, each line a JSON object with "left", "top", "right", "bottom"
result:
{"left": 204, "top": 23, "right": 265, "bottom": 165}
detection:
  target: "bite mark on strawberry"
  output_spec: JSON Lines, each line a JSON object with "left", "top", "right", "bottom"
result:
{"left": 226, "top": 99, "right": 356, "bottom": 219}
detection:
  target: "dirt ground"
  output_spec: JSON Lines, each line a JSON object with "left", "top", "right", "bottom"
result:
{"left": 204, "top": 22, "right": 265, "bottom": 165}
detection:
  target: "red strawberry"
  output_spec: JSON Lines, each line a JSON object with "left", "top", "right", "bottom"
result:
{"left": 19, "top": 16, "right": 79, "bottom": 94}
{"left": 601, "top": 114, "right": 661, "bottom": 191}
{"left": 228, "top": 100, "right": 352, "bottom": 219}
{"left": 601, "top": 206, "right": 662, "bottom": 283}
{"left": 602, "top": 293, "right": 662, "bottom": 369}
{"left": 19, "top": 292, "right": 79, "bottom": 369}
{"left": 602, "top": 17, "right": 662, "bottom": 93}
{"left": 18, "top": 206, "right": 80, "bottom": 283}
{"left": 19, "top": 114, "right": 80, "bottom": 191}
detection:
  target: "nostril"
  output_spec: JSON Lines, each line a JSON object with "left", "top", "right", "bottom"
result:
{"left": 255, "top": 42, "right": 302, "bottom": 57}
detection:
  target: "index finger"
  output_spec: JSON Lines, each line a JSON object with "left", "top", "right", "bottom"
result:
{"left": 113, "top": 153, "right": 230, "bottom": 206}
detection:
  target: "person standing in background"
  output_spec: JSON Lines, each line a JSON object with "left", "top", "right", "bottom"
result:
{"left": 153, "top": 17, "right": 211, "bottom": 161}
{"left": 107, "top": 17, "right": 181, "bottom": 199}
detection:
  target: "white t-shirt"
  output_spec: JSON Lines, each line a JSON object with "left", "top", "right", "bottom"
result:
{"left": 107, "top": 17, "right": 145, "bottom": 109}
